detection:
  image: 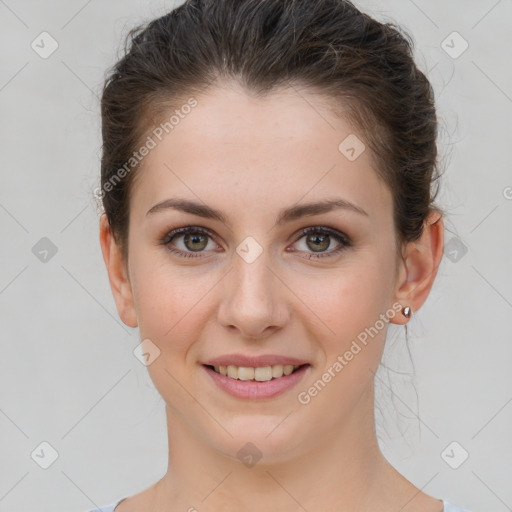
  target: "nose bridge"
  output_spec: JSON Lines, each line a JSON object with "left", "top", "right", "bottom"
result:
{"left": 233, "top": 241, "right": 277, "bottom": 311}
{"left": 235, "top": 246, "right": 273, "bottom": 299}
{"left": 217, "top": 237, "right": 288, "bottom": 337}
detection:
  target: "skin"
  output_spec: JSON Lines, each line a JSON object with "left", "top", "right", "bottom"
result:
{"left": 100, "top": 80, "right": 444, "bottom": 512}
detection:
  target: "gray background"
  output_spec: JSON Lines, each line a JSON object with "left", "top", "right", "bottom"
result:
{"left": 0, "top": 1, "right": 511, "bottom": 511}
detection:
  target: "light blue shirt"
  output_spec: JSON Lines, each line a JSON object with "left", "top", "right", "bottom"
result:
{"left": 87, "top": 497, "right": 473, "bottom": 512}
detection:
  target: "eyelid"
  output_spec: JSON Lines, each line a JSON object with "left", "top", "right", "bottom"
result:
{"left": 288, "top": 225, "right": 352, "bottom": 259}
{"left": 293, "top": 225, "right": 352, "bottom": 245}
{"left": 161, "top": 226, "right": 221, "bottom": 258}
{"left": 161, "top": 224, "right": 352, "bottom": 259}
{"left": 160, "top": 225, "right": 216, "bottom": 245}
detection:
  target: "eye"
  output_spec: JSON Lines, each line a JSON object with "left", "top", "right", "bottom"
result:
{"left": 161, "top": 225, "right": 352, "bottom": 260}
{"left": 290, "top": 226, "right": 352, "bottom": 259}
{"left": 161, "top": 226, "right": 219, "bottom": 258}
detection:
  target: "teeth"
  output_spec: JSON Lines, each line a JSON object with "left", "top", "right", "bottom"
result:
{"left": 213, "top": 364, "right": 302, "bottom": 381}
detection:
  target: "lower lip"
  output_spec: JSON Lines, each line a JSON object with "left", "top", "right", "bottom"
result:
{"left": 202, "top": 364, "right": 310, "bottom": 400}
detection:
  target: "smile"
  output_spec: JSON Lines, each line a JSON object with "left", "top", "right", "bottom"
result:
{"left": 207, "top": 364, "right": 304, "bottom": 381}
{"left": 202, "top": 363, "right": 310, "bottom": 399}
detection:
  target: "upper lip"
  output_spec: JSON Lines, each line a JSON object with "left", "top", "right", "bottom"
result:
{"left": 203, "top": 354, "right": 310, "bottom": 367}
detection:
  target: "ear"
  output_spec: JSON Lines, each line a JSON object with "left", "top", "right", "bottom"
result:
{"left": 99, "top": 213, "right": 138, "bottom": 328}
{"left": 390, "top": 211, "right": 444, "bottom": 325}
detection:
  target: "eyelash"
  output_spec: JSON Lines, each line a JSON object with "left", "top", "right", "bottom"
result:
{"left": 160, "top": 225, "right": 352, "bottom": 260}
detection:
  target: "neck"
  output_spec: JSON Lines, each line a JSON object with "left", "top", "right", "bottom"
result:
{"left": 152, "top": 383, "right": 404, "bottom": 512}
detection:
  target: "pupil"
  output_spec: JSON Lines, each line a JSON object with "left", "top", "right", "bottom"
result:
{"left": 185, "top": 233, "right": 207, "bottom": 251}
{"left": 308, "top": 233, "right": 329, "bottom": 252}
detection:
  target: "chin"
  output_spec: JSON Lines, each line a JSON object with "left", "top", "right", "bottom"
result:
{"left": 210, "top": 416, "right": 306, "bottom": 465}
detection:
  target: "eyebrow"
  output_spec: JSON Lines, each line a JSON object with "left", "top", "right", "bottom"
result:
{"left": 146, "top": 197, "right": 369, "bottom": 226}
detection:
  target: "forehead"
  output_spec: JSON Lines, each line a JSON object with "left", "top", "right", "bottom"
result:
{"left": 130, "top": 82, "right": 392, "bottom": 224}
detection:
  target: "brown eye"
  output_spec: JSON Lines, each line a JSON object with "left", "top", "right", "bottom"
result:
{"left": 162, "top": 227, "right": 218, "bottom": 258}
{"left": 305, "top": 232, "right": 330, "bottom": 252}
{"left": 292, "top": 226, "right": 352, "bottom": 260}
{"left": 182, "top": 232, "right": 209, "bottom": 251}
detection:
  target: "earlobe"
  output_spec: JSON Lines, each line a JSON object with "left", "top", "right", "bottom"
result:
{"left": 390, "top": 211, "right": 444, "bottom": 326}
{"left": 99, "top": 214, "right": 138, "bottom": 328}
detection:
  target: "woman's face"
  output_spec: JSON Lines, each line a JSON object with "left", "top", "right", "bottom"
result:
{"left": 109, "top": 82, "right": 409, "bottom": 462}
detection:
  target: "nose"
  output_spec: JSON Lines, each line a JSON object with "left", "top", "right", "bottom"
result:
{"left": 216, "top": 248, "right": 290, "bottom": 340}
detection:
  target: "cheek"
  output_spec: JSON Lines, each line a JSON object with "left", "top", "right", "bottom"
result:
{"left": 294, "top": 259, "right": 394, "bottom": 417}
{"left": 129, "top": 260, "right": 209, "bottom": 397}
{"left": 299, "top": 254, "right": 394, "bottom": 347}
{"left": 129, "top": 251, "right": 217, "bottom": 351}
{"left": 129, "top": 230, "right": 396, "bottom": 353}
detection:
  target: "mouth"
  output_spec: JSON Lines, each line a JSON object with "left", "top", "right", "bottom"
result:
{"left": 203, "top": 363, "right": 309, "bottom": 381}
{"left": 202, "top": 362, "right": 310, "bottom": 399}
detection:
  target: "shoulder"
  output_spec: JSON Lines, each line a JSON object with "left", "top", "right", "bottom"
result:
{"left": 443, "top": 501, "right": 473, "bottom": 512}
{"left": 85, "top": 497, "right": 127, "bottom": 512}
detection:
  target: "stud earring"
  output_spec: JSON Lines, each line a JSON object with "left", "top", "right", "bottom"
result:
{"left": 401, "top": 306, "right": 412, "bottom": 319}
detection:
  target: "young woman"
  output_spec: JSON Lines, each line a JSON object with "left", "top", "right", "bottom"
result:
{"left": 91, "top": 0, "right": 471, "bottom": 510}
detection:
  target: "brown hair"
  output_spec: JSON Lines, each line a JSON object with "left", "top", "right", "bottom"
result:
{"left": 99, "top": 0, "right": 443, "bottom": 260}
